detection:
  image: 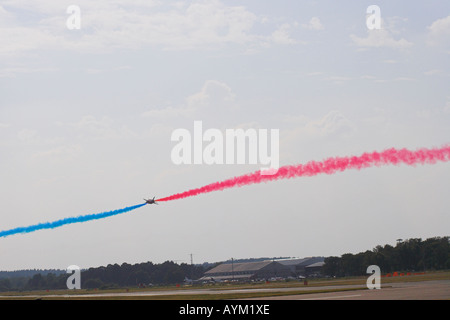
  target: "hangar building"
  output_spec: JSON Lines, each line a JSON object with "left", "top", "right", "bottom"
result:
{"left": 201, "top": 260, "right": 291, "bottom": 282}
{"left": 276, "top": 257, "right": 325, "bottom": 277}
{"left": 200, "top": 257, "right": 325, "bottom": 282}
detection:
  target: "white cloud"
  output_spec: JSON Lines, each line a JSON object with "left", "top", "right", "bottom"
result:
{"left": 415, "top": 96, "right": 450, "bottom": 118}
{"left": 350, "top": 18, "right": 412, "bottom": 49}
{"left": 301, "top": 17, "right": 324, "bottom": 31}
{"left": 69, "top": 115, "right": 138, "bottom": 140}
{"left": 305, "top": 111, "right": 355, "bottom": 137}
{"left": 0, "top": 66, "right": 57, "bottom": 78}
{"left": 360, "top": 75, "right": 376, "bottom": 80}
{"left": 423, "top": 69, "right": 442, "bottom": 76}
{"left": 284, "top": 111, "right": 356, "bottom": 139}
{"left": 306, "top": 71, "right": 324, "bottom": 76}
{"left": 351, "top": 29, "right": 412, "bottom": 49}
{"left": 383, "top": 16, "right": 409, "bottom": 35}
{"left": 427, "top": 15, "right": 450, "bottom": 45}
{"left": 373, "top": 77, "right": 416, "bottom": 83}
{"left": 17, "top": 129, "right": 38, "bottom": 143}
{"left": 324, "top": 75, "right": 352, "bottom": 85}
{"left": 269, "top": 23, "right": 297, "bottom": 45}
{"left": 0, "top": 26, "right": 64, "bottom": 56}
{"left": 0, "top": 0, "right": 298, "bottom": 55}
{"left": 142, "top": 80, "right": 237, "bottom": 119}
{"left": 186, "top": 80, "right": 236, "bottom": 110}
{"left": 31, "top": 144, "right": 82, "bottom": 163}
{"left": 306, "top": 72, "right": 352, "bottom": 85}
{"left": 445, "top": 97, "right": 450, "bottom": 114}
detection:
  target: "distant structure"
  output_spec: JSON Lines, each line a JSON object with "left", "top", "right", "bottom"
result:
{"left": 200, "top": 257, "right": 324, "bottom": 282}
{"left": 304, "top": 261, "right": 325, "bottom": 276}
{"left": 276, "top": 257, "right": 325, "bottom": 277}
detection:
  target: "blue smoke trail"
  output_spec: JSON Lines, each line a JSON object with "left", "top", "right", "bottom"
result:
{"left": 0, "top": 203, "right": 147, "bottom": 239}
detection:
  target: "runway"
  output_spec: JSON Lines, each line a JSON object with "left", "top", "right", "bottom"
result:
{"left": 245, "top": 280, "right": 450, "bottom": 300}
{"left": 1, "top": 279, "right": 448, "bottom": 300}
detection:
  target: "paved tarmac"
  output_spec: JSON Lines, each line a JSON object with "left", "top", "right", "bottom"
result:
{"left": 1, "top": 279, "right": 448, "bottom": 300}
{"left": 247, "top": 280, "right": 450, "bottom": 300}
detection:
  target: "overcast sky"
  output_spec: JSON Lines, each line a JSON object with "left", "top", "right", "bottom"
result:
{"left": 1, "top": 0, "right": 449, "bottom": 271}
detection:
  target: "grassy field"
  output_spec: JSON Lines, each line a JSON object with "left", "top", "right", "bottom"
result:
{"left": 1, "top": 270, "right": 449, "bottom": 300}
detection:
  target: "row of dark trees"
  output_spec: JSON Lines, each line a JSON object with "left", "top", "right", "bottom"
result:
{"left": 322, "top": 237, "right": 450, "bottom": 277}
{"left": 0, "top": 261, "right": 208, "bottom": 291}
{"left": 81, "top": 261, "right": 206, "bottom": 289}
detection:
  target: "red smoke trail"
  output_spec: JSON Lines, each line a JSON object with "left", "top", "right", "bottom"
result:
{"left": 156, "top": 145, "right": 450, "bottom": 203}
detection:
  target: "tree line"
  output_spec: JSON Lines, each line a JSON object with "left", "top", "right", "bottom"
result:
{"left": 0, "top": 261, "right": 207, "bottom": 291}
{"left": 322, "top": 236, "right": 450, "bottom": 277}
{"left": 1, "top": 236, "right": 448, "bottom": 291}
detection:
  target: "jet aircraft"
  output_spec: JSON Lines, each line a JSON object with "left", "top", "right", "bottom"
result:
{"left": 144, "top": 197, "right": 158, "bottom": 205}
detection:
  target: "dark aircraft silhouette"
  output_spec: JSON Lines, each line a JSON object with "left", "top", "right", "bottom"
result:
{"left": 144, "top": 197, "right": 158, "bottom": 205}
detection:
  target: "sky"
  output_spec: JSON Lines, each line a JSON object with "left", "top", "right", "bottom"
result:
{"left": 0, "top": 0, "right": 449, "bottom": 271}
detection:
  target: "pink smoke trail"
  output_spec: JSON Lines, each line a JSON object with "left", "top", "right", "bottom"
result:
{"left": 157, "top": 145, "right": 450, "bottom": 202}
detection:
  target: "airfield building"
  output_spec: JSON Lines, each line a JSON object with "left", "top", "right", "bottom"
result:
{"left": 304, "top": 261, "right": 325, "bottom": 277}
{"left": 276, "top": 257, "right": 325, "bottom": 277}
{"left": 200, "top": 257, "right": 325, "bottom": 282}
{"left": 200, "top": 260, "right": 291, "bottom": 282}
